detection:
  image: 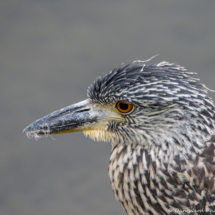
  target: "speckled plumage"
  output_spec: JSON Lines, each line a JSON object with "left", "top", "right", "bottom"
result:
{"left": 24, "top": 60, "right": 215, "bottom": 215}
{"left": 88, "top": 61, "right": 215, "bottom": 214}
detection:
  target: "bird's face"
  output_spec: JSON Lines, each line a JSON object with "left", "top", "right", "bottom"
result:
{"left": 23, "top": 98, "right": 123, "bottom": 141}
{"left": 23, "top": 62, "right": 215, "bottom": 150}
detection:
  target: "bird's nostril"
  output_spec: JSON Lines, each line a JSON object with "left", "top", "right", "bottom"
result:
{"left": 76, "top": 108, "right": 91, "bottom": 113}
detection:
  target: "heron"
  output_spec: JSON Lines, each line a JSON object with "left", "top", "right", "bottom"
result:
{"left": 23, "top": 60, "right": 215, "bottom": 215}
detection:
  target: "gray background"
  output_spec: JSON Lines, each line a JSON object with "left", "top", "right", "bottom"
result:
{"left": 1, "top": 1, "right": 215, "bottom": 215}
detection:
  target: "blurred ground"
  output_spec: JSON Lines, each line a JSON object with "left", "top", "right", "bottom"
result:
{"left": 1, "top": 1, "right": 215, "bottom": 215}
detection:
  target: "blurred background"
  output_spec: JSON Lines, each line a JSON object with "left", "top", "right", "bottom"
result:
{"left": 1, "top": 1, "right": 215, "bottom": 215}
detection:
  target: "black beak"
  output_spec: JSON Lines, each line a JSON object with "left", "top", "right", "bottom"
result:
{"left": 23, "top": 99, "right": 103, "bottom": 138}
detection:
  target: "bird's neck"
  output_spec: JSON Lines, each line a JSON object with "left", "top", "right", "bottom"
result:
{"left": 111, "top": 117, "right": 212, "bottom": 160}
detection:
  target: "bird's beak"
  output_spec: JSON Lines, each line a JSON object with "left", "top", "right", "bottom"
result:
{"left": 23, "top": 99, "right": 122, "bottom": 138}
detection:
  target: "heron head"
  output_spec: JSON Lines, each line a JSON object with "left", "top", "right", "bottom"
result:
{"left": 23, "top": 61, "right": 215, "bottom": 150}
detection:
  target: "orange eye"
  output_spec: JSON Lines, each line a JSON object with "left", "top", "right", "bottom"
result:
{"left": 116, "top": 101, "right": 134, "bottom": 114}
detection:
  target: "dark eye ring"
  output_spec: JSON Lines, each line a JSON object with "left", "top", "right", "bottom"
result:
{"left": 116, "top": 101, "right": 134, "bottom": 114}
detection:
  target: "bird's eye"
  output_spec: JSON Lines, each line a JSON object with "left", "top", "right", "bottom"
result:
{"left": 116, "top": 101, "right": 134, "bottom": 114}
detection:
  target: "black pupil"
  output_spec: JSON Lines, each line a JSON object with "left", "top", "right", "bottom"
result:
{"left": 119, "top": 102, "right": 129, "bottom": 110}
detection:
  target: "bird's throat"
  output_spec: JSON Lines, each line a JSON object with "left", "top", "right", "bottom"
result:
{"left": 83, "top": 129, "right": 113, "bottom": 142}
